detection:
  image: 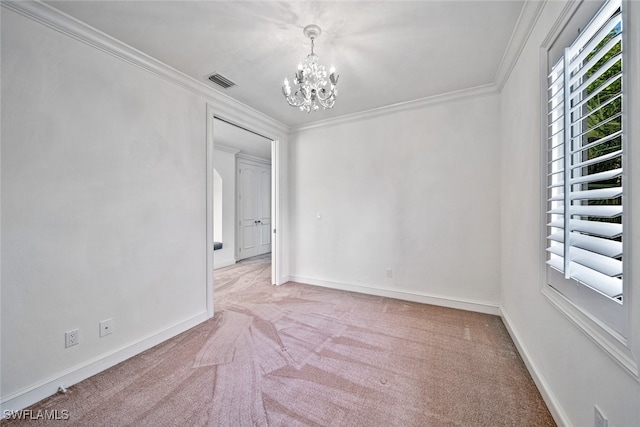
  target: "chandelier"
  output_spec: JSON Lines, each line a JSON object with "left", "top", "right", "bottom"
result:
{"left": 282, "top": 24, "right": 339, "bottom": 113}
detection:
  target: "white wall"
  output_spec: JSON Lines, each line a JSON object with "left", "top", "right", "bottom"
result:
{"left": 289, "top": 95, "right": 502, "bottom": 311}
{"left": 1, "top": 7, "right": 209, "bottom": 402}
{"left": 499, "top": 1, "right": 640, "bottom": 426}
{"left": 213, "top": 148, "right": 237, "bottom": 269}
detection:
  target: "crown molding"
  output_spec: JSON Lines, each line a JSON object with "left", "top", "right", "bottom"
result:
{"left": 236, "top": 152, "right": 271, "bottom": 165}
{"left": 289, "top": 84, "right": 499, "bottom": 134}
{"left": 1, "top": 0, "right": 289, "bottom": 138}
{"left": 494, "top": 0, "right": 547, "bottom": 91}
{"left": 213, "top": 143, "right": 240, "bottom": 155}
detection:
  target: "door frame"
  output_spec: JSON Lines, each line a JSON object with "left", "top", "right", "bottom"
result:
{"left": 205, "top": 104, "right": 281, "bottom": 318}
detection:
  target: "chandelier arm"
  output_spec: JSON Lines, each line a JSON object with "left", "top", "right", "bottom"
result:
{"left": 318, "top": 97, "right": 335, "bottom": 108}
{"left": 286, "top": 94, "right": 305, "bottom": 108}
{"left": 315, "top": 87, "right": 336, "bottom": 102}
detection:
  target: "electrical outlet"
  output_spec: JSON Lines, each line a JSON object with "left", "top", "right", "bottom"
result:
{"left": 65, "top": 329, "right": 79, "bottom": 348}
{"left": 99, "top": 318, "right": 113, "bottom": 337}
{"left": 386, "top": 268, "right": 393, "bottom": 278}
{"left": 594, "top": 405, "right": 608, "bottom": 427}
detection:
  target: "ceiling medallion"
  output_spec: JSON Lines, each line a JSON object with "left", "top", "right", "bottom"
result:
{"left": 282, "top": 24, "right": 339, "bottom": 113}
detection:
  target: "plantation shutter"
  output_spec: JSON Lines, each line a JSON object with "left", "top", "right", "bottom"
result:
{"left": 546, "top": 0, "right": 623, "bottom": 300}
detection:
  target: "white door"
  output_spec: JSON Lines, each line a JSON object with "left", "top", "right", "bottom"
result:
{"left": 237, "top": 160, "right": 271, "bottom": 260}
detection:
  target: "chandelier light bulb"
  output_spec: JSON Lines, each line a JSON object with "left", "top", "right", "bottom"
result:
{"left": 282, "top": 78, "right": 291, "bottom": 97}
{"left": 282, "top": 24, "right": 340, "bottom": 113}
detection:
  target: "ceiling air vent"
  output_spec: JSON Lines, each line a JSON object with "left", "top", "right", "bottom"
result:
{"left": 207, "top": 73, "right": 236, "bottom": 89}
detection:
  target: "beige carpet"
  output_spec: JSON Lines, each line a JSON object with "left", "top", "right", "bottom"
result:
{"left": 3, "top": 254, "right": 555, "bottom": 426}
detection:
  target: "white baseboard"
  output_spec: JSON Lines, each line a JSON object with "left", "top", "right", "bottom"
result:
{"left": 1, "top": 311, "right": 209, "bottom": 417}
{"left": 288, "top": 275, "right": 500, "bottom": 316}
{"left": 214, "top": 259, "right": 236, "bottom": 270}
{"left": 278, "top": 276, "right": 293, "bottom": 286}
{"left": 500, "top": 308, "right": 571, "bottom": 427}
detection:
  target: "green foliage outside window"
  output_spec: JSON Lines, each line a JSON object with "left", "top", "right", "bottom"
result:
{"left": 580, "top": 18, "right": 622, "bottom": 229}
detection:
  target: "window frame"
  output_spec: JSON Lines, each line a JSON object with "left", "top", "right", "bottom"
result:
{"left": 539, "top": 0, "right": 639, "bottom": 379}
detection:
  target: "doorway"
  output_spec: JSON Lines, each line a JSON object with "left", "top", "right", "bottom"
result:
{"left": 207, "top": 110, "right": 278, "bottom": 317}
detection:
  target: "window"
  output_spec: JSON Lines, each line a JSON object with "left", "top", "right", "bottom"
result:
{"left": 545, "top": 0, "right": 626, "bottom": 336}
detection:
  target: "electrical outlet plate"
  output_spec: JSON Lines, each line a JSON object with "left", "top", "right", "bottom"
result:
{"left": 99, "top": 318, "right": 113, "bottom": 337}
{"left": 594, "top": 405, "right": 608, "bottom": 427}
{"left": 65, "top": 329, "right": 79, "bottom": 348}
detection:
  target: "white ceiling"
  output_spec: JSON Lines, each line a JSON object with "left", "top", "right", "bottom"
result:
{"left": 46, "top": 0, "right": 526, "bottom": 128}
